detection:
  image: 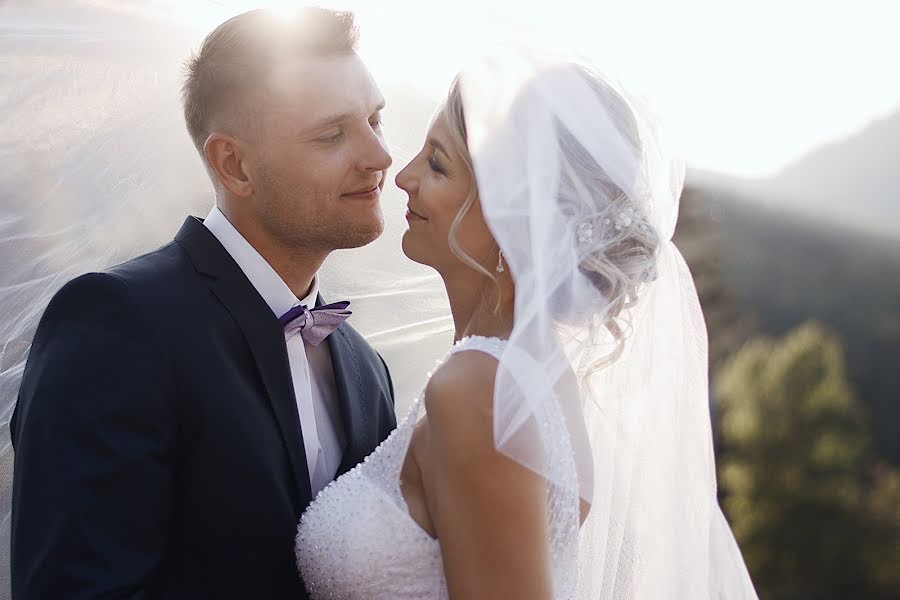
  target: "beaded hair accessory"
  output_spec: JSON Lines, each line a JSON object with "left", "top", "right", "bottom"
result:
{"left": 573, "top": 195, "right": 660, "bottom": 285}
{"left": 574, "top": 195, "right": 651, "bottom": 249}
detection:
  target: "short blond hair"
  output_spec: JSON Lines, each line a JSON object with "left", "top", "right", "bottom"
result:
{"left": 181, "top": 8, "right": 358, "bottom": 156}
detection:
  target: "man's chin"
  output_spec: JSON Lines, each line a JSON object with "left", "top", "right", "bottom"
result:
{"left": 329, "top": 217, "right": 385, "bottom": 250}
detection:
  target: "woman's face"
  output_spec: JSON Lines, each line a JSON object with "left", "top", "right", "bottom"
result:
{"left": 395, "top": 112, "right": 496, "bottom": 274}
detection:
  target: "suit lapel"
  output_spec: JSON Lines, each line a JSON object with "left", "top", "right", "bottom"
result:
{"left": 326, "top": 320, "right": 373, "bottom": 477}
{"left": 175, "top": 217, "right": 313, "bottom": 505}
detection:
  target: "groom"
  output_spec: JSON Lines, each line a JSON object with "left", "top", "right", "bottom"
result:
{"left": 10, "top": 8, "right": 395, "bottom": 599}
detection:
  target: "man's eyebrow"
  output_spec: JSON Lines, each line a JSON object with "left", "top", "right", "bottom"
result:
{"left": 307, "top": 101, "right": 386, "bottom": 132}
{"left": 306, "top": 111, "right": 352, "bottom": 132}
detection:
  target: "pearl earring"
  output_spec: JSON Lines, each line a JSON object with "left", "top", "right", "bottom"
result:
{"left": 496, "top": 250, "right": 505, "bottom": 273}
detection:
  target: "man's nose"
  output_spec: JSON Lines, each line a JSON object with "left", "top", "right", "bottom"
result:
{"left": 359, "top": 130, "right": 392, "bottom": 172}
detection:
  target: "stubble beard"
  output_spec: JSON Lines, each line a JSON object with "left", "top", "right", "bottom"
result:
{"left": 261, "top": 186, "right": 386, "bottom": 254}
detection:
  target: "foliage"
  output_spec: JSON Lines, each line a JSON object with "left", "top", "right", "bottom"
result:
{"left": 715, "top": 323, "right": 900, "bottom": 599}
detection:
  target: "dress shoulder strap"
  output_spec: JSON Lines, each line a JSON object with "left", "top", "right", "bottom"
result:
{"left": 447, "top": 335, "right": 507, "bottom": 361}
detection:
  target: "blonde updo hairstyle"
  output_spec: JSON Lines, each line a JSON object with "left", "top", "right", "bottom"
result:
{"left": 441, "top": 67, "right": 661, "bottom": 367}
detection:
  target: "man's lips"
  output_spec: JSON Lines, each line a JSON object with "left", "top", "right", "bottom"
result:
{"left": 342, "top": 185, "right": 380, "bottom": 198}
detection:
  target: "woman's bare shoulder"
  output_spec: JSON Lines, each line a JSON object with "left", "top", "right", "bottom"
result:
{"left": 422, "top": 349, "right": 500, "bottom": 455}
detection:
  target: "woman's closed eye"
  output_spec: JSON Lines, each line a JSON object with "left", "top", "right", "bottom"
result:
{"left": 427, "top": 154, "right": 446, "bottom": 175}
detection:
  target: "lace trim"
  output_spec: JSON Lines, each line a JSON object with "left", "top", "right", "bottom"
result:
{"left": 449, "top": 334, "right": 507, "bottom": 361}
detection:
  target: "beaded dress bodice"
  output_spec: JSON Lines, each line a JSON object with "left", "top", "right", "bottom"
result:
{"left": 295, "top": 336, "right": 507, "bottom": 600}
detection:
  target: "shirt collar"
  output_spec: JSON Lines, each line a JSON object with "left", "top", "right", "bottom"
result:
{"left": 203, "top": 205, "right": 319, "bottom": 319}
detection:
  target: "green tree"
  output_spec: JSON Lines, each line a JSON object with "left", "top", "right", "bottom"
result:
{"left": 714, "top": 322, "right": 900, "bottom": 599}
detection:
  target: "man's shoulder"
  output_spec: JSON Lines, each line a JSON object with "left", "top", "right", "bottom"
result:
{"left": 105, "top": 239, "right": 192, "bottom": 289}
{"left": 42, "top": 239, "right": 197, "bottom": 328}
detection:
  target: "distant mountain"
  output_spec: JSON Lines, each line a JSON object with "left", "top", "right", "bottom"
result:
{"left": 674, "top": 186, "right": 900, "bottom": 466}
{"left": 689, "top": 109, "right": 900, "bottom": 240}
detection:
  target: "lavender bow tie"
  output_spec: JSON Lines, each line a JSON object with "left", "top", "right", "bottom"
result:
{"left": 279, "top": 301, "right": 351, "bottom": 347}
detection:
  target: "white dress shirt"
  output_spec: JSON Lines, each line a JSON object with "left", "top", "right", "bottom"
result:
{"left": 204, "top": 206, "right": 346, "bottom": 495}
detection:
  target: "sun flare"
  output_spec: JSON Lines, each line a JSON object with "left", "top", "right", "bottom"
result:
{"left": 166, "top": 0, "right": 900, "bottom": 178}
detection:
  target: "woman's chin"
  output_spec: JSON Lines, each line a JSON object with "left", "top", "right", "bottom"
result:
{"left": 400, "top": 232, "right": 431, "bottom": 267}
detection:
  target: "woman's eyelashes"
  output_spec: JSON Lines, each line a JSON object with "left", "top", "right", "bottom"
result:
{"left": 427, "top": 154, "right": 445, "bottom": 175}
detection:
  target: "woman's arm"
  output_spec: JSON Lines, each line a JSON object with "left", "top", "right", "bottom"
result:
{"left": 423, "top": 351, "right": 554, "bottom": 600}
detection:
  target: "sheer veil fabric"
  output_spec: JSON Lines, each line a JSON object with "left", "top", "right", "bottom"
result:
{"left": 0, "top": 2, "right": 755, "bottom": 598}
{"left": 1, "top": 4, "right": 455, "bottom": 596}
{"left": 460, "top": 54, "right": 756, "bottom": 598}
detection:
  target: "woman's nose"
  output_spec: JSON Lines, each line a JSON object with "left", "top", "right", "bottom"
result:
{"left": 395, "top": 162, "right": 415, "bottom": 193}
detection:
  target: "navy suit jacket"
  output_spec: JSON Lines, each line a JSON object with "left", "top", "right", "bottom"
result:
{"left": 10, "top": 216, "right": 397, "bottom": 599}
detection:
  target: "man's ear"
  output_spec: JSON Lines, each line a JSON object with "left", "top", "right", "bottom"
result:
{"left": 204, "top": 133, "right": 254, "bottom": 198}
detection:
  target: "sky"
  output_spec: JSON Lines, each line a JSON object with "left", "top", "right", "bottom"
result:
{"left": 159, "top": 0, "right": 900, "bottom": 178}
{"left": 5, "top": 0, "right": 900, "bottom": 178}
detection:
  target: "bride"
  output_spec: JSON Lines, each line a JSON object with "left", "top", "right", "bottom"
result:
{"left": 296, "top": 54, "right": 758, "bottom": 599}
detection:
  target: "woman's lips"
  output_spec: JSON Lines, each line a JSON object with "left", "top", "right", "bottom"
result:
{"left": 406, "top": 206, "right": 427, "bottom": 221}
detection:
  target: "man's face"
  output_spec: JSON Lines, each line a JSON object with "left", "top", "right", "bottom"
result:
{"left": 247, "top": 54, "right": 391, "bottom": 253}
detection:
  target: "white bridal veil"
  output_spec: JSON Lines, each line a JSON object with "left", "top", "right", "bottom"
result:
{"left": 460, "top": 53, "right": 756, "bottom": 598}
{"left": 0, "top": 1, "right": 755, "bottom": 598}
{"left": 1, "top": 3, "right": 454, "bottom": 595}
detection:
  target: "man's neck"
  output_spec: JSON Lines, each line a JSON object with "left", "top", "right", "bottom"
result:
{"left": 218, "top": 204, "right": 327, "bottom": 299}
{"left": 263, "top": 244, "right": 325, "bottom": 300}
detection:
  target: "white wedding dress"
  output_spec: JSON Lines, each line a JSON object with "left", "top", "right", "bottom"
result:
{"left": 296, "top": 335, "right": 562, "bottom": 600}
